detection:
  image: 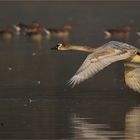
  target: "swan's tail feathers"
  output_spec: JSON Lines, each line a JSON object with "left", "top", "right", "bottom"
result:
{"left": 104, "top": 31, "right": 111, "bottom": 39}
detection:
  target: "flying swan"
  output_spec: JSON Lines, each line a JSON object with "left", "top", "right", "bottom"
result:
{"left": 68, "top": 41, "right": 140, "bottom": 93}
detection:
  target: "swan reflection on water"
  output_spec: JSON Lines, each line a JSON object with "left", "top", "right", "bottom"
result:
{"left": 125, "top": 105, "right": 140, "bottom": 140}
{"left": 71, "top": 106, "right": 140, "bottom": 140}
{"left": 71, "top": 115, "right": 125, "bottom": 139}
{"left": 70, "top": 95, "right": 140, "bottom": 140}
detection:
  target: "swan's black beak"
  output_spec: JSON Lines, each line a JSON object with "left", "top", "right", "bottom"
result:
{"left": 51, "top": 46, "right": 58, "bottom": 50}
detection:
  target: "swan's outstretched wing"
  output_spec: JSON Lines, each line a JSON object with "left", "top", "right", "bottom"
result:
{"left": 69, "top": 46, "right": 135, "bottom": 87}
{"left": 125, "top": 63, "right": 140, "bottom": 93}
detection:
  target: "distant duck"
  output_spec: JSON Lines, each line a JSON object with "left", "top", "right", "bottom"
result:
{"left": 68, "top": 41, "right": 140, "bottom": 93}
{"left": 30, "top": 20, "right": 43, "bottom": 28}
{"left": 14, "top": 23, "right": 29, "bottom": 35}
{"left": 25, "top": 27, "right": 44, "bottom": 43}
{"left": 14, "top": 21, "right": 44, "bottom": 35}
{"left": 104, "top": 25, "right": 131, "bottom": 39}
{"left": 44, "top": 24, "right": 72, "bottom": 40}
{"left": 25, "top": 25, "right": 44, "bottom": 34}
{"left": 0, "top": 26, "right": 13, "bottom": 40}
{"left": 51, "top": 43, "right": 95, "bottom": 52}
{"left": 15, "top": 21, "right": 45, "bottom": 43}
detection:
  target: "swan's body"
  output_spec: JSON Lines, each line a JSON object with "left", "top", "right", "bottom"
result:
{"left": 51, "top": 43, "right": 95, "bottom": 52}
{"left": 68, "top": 41, "right": 140, "bottom": 93}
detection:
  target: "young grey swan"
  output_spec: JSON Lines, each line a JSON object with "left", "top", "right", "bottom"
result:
{"left": 68, "top": 41, "right": 140, "bottom": 93}
{"left": 51, "top": 43, "right": 95, "bottom": 53}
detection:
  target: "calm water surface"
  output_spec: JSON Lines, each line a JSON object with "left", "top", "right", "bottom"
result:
{"left": 0, "top": 1, "right": 139, "bottom": 139}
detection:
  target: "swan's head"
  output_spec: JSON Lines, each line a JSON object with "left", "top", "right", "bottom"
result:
{"left": 51, "top": 43, "right": 69, "bottom": 51}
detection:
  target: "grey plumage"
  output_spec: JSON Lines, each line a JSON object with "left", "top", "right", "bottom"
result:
{"left": 69, "top": 41, "right": 140, "bottom": 92}
{"left": 125, "top": 63, "right": 140, "bottom": 92}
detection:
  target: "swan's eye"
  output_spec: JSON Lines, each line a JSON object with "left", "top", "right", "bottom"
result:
{"left": 56, "top": 44, "right": 60, "bottom": 47}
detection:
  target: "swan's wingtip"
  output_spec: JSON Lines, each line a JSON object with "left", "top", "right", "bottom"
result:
{"left": 67, "top": 76, "right": 79, "bottom": 88}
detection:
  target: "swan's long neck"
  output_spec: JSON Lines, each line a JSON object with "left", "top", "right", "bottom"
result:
{"left": 65, "top": 45, "right": 95, "bottom": 52}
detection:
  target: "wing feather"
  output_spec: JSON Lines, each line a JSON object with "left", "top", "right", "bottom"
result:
{"left": 69, "top": 48, "right": 134, "bottom": 87}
